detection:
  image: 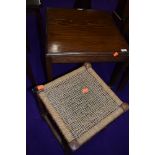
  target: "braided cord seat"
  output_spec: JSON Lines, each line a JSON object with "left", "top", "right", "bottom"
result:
{"left": 36, "top": 63, "right": 128, "bottom": 151}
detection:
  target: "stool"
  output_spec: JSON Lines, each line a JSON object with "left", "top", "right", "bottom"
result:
{"left": 34, "top": 63, "right": 128, "bottom": 153}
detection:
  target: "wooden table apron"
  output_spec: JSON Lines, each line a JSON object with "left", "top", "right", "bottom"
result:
{"left": 45, "top": 8, "right": 129, "bottom": 81}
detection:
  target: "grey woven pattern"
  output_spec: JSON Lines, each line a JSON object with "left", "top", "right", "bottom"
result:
{"left": 44, "top": 70, "right": 119, "bottom": 139}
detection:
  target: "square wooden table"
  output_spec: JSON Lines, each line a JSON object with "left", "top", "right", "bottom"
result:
{"left": 46, "top": 8, "right": 128, "bottom": 81}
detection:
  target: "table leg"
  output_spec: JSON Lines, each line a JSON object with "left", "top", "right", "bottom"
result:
{"left": 36, "top": 7, "right": 46, "bottom": 53}
{"left": 74, "top": 0, "right": 91, "bottom": 9}
{"left": 117, "top": 65, "right": 129, "bottom": 91}
{"left": 45, "top": 56, "right": 52, "bottom": 82}
{"left": 26, "top": 59, "right": 36, "bottom": 86}
{"left": 35, "top": 8, "right": 48, "bottom": 81}
{"left": 26, "top": 32, "right": 36, "bottom": 86}
{"left": 109, "top": 62, "right": 125, "bottom": 86}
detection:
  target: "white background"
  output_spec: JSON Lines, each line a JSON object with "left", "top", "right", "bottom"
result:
{"left": 0, "top": 0, "right": 155, "bottom": 154}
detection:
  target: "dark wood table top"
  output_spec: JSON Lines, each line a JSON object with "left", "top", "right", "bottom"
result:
{"left": 46, "top": 8, "right": 128, "bottom": 62}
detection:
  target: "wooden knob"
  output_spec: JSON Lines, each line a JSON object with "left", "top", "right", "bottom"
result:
{"left": 121, "top": 102, "right": 129, "bottom": 112}
{"left": 84, "top": 62, "right": 92, "bottom": 69}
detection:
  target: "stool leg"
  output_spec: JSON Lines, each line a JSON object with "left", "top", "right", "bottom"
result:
{"left": 45, "top": 56, "right": 52, "bottom": 81}
{"left": 64, "top": 146, "right": 73, "bottom": 155}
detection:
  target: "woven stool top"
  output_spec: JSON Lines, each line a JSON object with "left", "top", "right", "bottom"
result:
{"left": 37, "top": 63, "right": 128, "bottom": 150}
